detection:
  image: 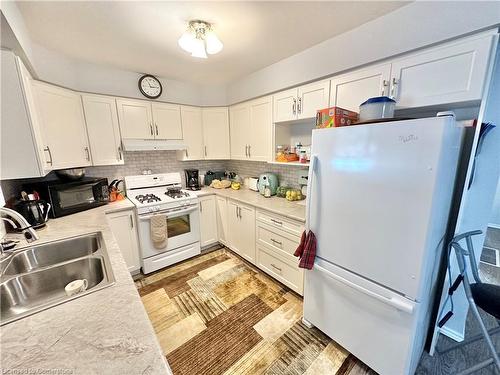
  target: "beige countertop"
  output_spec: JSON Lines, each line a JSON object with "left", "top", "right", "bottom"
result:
{"left": 194, "top": 187, "right": 306, "bottom": 223}
{"left": 0, "top": 200, "right": 171, "bottom": 375}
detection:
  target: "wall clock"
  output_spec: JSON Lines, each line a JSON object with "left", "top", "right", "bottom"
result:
{"left": 138, "top": 74, "right": 163, "bottom": 99}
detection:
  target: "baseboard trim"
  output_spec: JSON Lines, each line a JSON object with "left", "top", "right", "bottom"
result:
{"left": 440, "top": 326, "right": 465, "bottom": 342}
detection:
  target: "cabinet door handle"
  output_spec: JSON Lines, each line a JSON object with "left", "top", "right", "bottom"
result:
{"left": 292, "top": 98, "right": 297, "bottom": 115}
{"left": 297, "top": 97, "right": 302, "bottom": 114}
{"left": 248, "top": 145, "right": 251, "bottom": 158}
{"left": 236, "top": 206, "right": 239, "bottom": 219}
{"left": 390, "top": 78, "right": 399, "bottom": 99}
{"left": 44, "top": 146, "right": 53, "bottom": 165}
{"left": 185, "top": 149, "right": 189, "bottom": 158}
{"left": 84, "top": 147, "right": 90, "bottom": 161}
{"left": 271, "top": 238, "right": 283, "bottom": 247}
{"left": 245, "top": 145, "right": 248, "bottom": 157}
{"left": 149, "top": 123, "right": 153, "bottom": 136}
{"left": 117, "top": 142, "right": 123, "bottom": 161}
{"left": 155, "top": 124, "right": 159, "bottom": 136}
{"left": 381, "top": 80, "right": 389, "bottom": 96}
{"left": 204, "top": 145, "right": 207, "bottom": 157}
{"left": 271, "top": 263, "right": 282, "bottom": 272}
{"left": 129, "top": 215, "right": 134, "bottom": 229}
{"left": 270, "top": 218, "right": 283, "bottom": 226}
{"left": 200, "top": 202, "right": 203, "bottom": 213}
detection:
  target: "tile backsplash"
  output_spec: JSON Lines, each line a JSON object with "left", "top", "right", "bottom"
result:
{"left": 1, "top": 151, "right": 308, "bottom": 201}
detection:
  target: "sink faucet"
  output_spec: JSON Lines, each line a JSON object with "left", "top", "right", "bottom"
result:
{"left": 0, "top": 207, "right": 39, "bottom": 244}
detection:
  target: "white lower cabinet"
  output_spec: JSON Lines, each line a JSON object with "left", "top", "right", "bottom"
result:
{"left": 227, "top": 200, "right": 256, "bottom": 263}
{"left": 256, "top": 210, "right": 305, "bottom": 295}
{"left": 199, "top": 195, "right": 218, "bottom": 247}
{"left": 106, "top": 209, "right": 141, "bottom": 274}
{"left": 216, "top": 196, "right": 228, "bottom": 245}
{"left": 200, "top": 196, "right": 305, "bottom": 293}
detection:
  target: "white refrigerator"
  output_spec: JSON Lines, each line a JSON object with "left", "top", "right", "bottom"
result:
{"left": 303, "top": 115, "right": 463, "bottom": 375}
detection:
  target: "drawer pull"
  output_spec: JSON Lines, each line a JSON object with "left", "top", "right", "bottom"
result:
{"left": 271, "top": 263, "right": 282, "bottom": 272}
{"left": 270, "top": 218, "right": 283, "bottom": 226}
{"left": 270, "top": 238, "right": 283, "bottom": 247}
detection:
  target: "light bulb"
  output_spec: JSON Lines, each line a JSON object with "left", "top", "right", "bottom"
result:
{"left": 178, "top": 30, "right": 195, "bottom": 53}
{"left": 191, "top": 38, "right": 207, "bottom": 59}
{"left": 205, "top": 31, "right": 223, "bottom": 55}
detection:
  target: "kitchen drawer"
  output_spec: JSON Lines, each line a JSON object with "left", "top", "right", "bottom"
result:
{"left": 256, "top": 210, "right": 305, "bottom": 237}
{"left": 257, "top": 245, "right": 304, "bottom": 295}
{"left": 256, "top": 222, "right": 299, "bottom": 263}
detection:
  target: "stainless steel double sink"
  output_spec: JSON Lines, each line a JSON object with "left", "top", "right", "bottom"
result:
{"left": 0, "top": 232, "right": 115, "bottom": 325}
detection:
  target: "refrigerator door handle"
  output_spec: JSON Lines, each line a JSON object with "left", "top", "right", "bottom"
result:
{"left": 315, "top": 264, "right": 415, "bottom": 314}
{"left": 305, "top": 154, "right": 317, "bottom": 231}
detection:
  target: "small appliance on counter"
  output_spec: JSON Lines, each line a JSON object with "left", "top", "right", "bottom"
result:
{"left": 257, "top": 173, "right": 279, "bottom": 196}
{"left": 23, "top": 177, "right": 109, "bottom": 218}
{"left": 14, "top": 197, "right": 51, "bottom": 229}
{"left": 204, "top": 170, "right": 226, "bottom": 186}
{"left": 246, "top": 177, "right": 260, "bottom": 191}
{"left": 185, "top": 169, "right": 200, "bottom": 190}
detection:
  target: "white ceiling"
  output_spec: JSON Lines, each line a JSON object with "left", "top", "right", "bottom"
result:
{"left": 17, "top": 1, "right": 409, "bottom": 85}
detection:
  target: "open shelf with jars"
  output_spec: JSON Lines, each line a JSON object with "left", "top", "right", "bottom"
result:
{"left": 271, "top": 119, "right": 315, "bottom": 167}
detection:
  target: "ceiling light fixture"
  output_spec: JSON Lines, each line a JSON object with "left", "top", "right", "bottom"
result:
{"left": 178, "top": 20, "right": 223, "bottom": 59}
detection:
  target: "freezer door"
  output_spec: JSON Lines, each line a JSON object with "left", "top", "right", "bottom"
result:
{"left": 308, "top": 117, "right": 460, "bottom": 300}
{"left": 303, "top": 259, "right": 419, "bottom": 375}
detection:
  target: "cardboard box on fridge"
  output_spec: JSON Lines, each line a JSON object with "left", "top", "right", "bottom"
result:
{"left": 316, "top": 107, "right": 359, "bottom": 128}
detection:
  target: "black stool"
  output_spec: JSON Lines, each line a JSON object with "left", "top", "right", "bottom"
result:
{"left": 441, "top": 230, "right": 500, "bottom": 375}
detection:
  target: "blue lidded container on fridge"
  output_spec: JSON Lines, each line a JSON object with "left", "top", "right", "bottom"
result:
{"left": 359, "top": 96, "right": 396, "bottom": 122}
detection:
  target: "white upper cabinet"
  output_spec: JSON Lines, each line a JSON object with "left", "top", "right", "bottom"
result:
{"left": 151, "top": 102, "right": 183, "bottom": 140}
{"left": 229, "top": 103, "right": 250, "bottom": 160}
{"left": 248, "top": 96, "right": 272, "bottom": 161}
{"left": 81, "top": 94, "right": 123, "bottom": 166}
{"left": 297, "top": 80, "right": 330, "bottom": 120}
{"left": 330, "top": 64, "right": 392, "bottom": 112}
{"left": 117, "top": 99, "right": 183, "bottom": 141}
{"left": 274, "top": 81, "right": 330, "bottom": 123}
{"left": 201, "top": 107, "right": 230, "bottom": 159}
{"left": 178, "top": 106, "right": 203, "bottom": 160}
{"left": 32, "top": 81, "right": 91, "bottom": 169}
{"left": 229, "top": 96, "right": 272, "bottom": 162}
{"left": 273, "top": 88, "right": 298, "bottom": 123}
{"left": 1, "top": 51, "right": 47, "bottom": 179}
{"left": 390, "top": 34, "right": 495, "bottom": 108}
{"left": 116, "top": 98, "right": 153, "bottom": 139}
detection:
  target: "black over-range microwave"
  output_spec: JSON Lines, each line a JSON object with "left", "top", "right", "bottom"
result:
{"left": 23, "top": 177, "right": 109, "bottom": 218}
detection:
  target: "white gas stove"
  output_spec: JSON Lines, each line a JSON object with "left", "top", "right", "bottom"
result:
{"left": 124, "top": 173, "right": 201, "bottom": 274}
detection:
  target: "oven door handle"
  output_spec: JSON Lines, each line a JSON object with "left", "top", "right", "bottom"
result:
{"left": 138, "top": 205, "right": 198, "bottom": 221}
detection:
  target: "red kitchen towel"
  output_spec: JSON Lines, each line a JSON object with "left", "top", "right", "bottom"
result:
{"left": 293, "top": 230, "right": 307, "bottom": 258}
{"left": 294, "top": 230, "right": 317, "bottom": 270}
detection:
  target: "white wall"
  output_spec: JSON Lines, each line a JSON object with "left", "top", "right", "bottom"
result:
{"left": 0, "top": 3, "right": 35, "bottom": 70}
{"left": 227, "top": 1, "right": 500, "bottom": 103}
{"left": 29, "top": 43, "right": 226, "bottom": 106}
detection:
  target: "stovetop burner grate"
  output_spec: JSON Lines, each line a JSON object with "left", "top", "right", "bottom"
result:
{"left": 165, "top": 188, "right": 190, "bottom": 199}
{"left": 135, "top": 193, "right": 161, "bottom": 204}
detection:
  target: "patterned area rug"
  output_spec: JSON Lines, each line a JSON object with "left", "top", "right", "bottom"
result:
{"left": 135, "top": 247, "right": 376, "bottom": 375}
